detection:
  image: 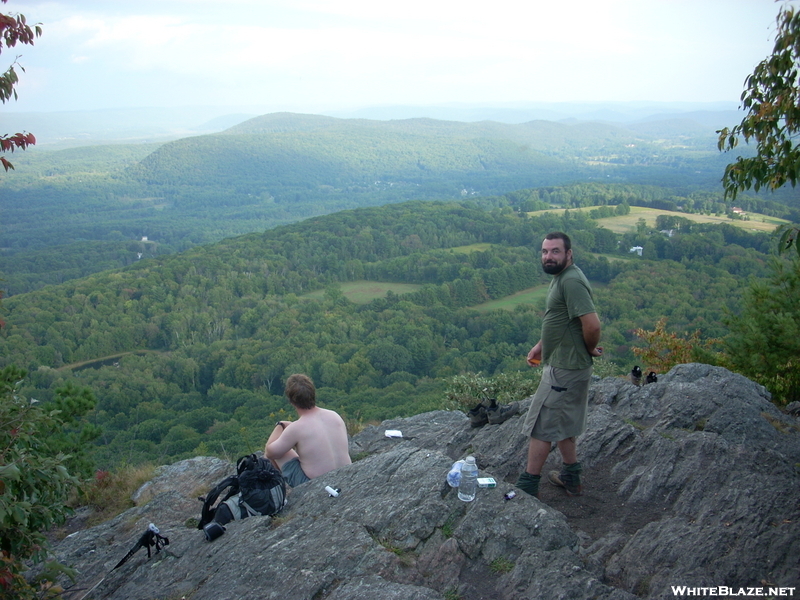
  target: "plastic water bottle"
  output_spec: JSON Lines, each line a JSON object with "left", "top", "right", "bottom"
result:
{"left": 447, "top": 460, "right": 465, "bottom": 487}
{"left": 458, "top": 456, "right": 478, "bottom": 502}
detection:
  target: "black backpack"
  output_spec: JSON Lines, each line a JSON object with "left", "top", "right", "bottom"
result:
{"left": 198, "top": 454, "right": 287, "bottom": 530}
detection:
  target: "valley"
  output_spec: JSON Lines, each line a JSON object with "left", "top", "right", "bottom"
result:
{"left": 0, "top": 112, "right": 798, "bottom": 470}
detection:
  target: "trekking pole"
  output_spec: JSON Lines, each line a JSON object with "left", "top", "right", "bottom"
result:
{"left": 73, "top": 524, "right": 169, "bottom": 600}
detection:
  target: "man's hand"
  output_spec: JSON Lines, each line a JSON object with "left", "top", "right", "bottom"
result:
{"left": 527, "top": 342, "right": 542, "bottom": 366}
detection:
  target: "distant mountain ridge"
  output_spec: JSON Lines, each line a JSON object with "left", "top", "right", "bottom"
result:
{"left": 3, "top": 102, "right": 741, "bottom": 149}
{"left": 131, "top": 113, "right": 580, "bottom": 192}
{"left": 326, "top": 100, "right": 741, "bottom": 126}
{"left": 130, "top": 111, "right": 729, "bottom": 196}
{"left": 221, "top": 111, "right": 716, "bottom": 149}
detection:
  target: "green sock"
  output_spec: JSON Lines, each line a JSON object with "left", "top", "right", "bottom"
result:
{"left": 515, "top": 472, "right": 541, "bottom": 497}
{"left": 560, "top": 462, "right": 582, "bottom": 492}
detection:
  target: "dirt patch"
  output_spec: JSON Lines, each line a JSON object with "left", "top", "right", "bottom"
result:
{"left": 540, "top": 456, "right": 672, "bottom": 543}
{"left": 458, "top": 561, "right": 504, "bottom": 600}
{"left": 502, "top": 453, "right": 673, "bottom": 555}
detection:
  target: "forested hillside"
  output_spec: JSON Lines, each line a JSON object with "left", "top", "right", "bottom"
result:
{"left": 129, "top": 112, "right": 739, "bottom": 203}
{"left": 7, "top": 112, "right": 797, "bottom": 296}
{"left": 0, "top": 198, "right": 783, "bottom": 469}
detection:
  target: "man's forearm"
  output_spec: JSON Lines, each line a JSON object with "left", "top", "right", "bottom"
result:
{"left": 579, "top": 312, "right": 601, "bottom": 352}
{"left": 583, "top": 329, "right": 600, "bottom": 352}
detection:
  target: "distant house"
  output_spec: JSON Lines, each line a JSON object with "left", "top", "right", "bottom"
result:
{"left": 141, "top": 236, "right": 149, "bottom": 242}
{"left": 630, "top": 246, "right": 643, "bottom": 256}
{"left": 732, "top": 207, "right": 745, "bottom": 215}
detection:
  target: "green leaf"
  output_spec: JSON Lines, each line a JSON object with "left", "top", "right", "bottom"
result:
{"left": 0, "top": 463, "right": 21, "bottom": 481}
{"left": 779, "top": 227, "right": 792, "bottom": 252}
{"left": 12, "top": 505, "right": 28, "bottom": 525}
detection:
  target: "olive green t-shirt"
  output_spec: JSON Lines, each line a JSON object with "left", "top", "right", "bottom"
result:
{"left": 541, "top": 264, "right": 596, "bottom": 370}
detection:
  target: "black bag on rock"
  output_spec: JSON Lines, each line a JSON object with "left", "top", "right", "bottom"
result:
{"left": 198, "top": 454, "right": 287, "bottom": 541}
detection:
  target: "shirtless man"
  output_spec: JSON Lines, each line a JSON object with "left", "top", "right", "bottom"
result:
{"left": 265, "top": 374, "right": 351, "bottom": 487}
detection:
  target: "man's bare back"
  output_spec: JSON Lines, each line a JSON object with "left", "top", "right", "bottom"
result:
{"left": 266, "top": 407, "right": 351, "bottom": 480}
{"left": 265, "top": 374, "right": 351, "bottom": 486}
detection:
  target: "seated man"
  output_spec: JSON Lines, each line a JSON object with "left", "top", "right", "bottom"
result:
{"left": 265, "top": 373, "right": 351, "bottom": 487}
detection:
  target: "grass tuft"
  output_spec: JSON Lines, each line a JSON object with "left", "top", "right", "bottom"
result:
{"left": 489, "top": 556, "right": 515, "bottom": 574}
{"left": 762, "top": 412, "right": 797, "bottom": 434}
{"left": 78, "top": 464, "right": 157, "bottom": 527}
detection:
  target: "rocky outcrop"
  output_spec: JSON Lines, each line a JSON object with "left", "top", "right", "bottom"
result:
{"left": 49, "top": 365, "right": 799, "bottom": 600}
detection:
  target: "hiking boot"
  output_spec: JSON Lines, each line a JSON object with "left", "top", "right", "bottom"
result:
{"left": 468, "top": 403, "right": 488, "bottom": 428}
{"left": 548, "top": 462, "right": 583, "bottom": 496}
{"left": 515, "top": 472, "right": 541, "bottom": 498}
{"left": 486, "top": 401, "right": 519, "bottom": 425}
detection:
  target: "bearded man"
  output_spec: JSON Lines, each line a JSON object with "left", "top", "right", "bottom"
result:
{"left": 516, "top": 232, "right": 602, "bottom": 498}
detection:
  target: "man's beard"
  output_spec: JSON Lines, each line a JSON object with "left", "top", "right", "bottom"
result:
{"left": 542, "top": 258, "right": 568, "bottom": 275}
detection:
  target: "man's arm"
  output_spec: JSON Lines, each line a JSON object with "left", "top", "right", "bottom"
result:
{"left": 579, "top": 312, "right": 602, "bottom": 357}
{"left": 265, "top": 422, "right": 297, "bottom": 460}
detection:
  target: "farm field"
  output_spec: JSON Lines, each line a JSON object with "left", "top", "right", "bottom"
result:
{"left": 473, "top": 284, "right": 549, "bottom": 312}
{"left": 527, "top": 206, "right": 788, "bottom": 234}
{"left": 449, "top": 243, "right": 493, "bottom": 254}
{"left": 302, "top": 281, "right": 423, "bottom": 304}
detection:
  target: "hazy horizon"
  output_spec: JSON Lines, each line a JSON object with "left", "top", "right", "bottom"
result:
{"left": 2, "top": 100, "right": 746, "bottom": 150}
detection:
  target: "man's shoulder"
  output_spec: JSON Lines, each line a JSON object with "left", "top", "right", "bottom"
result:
{"left": 307, "top": 406, "right": 345, "bottom": 424}
{"left": 560, "top": 265, "right": 592, "bottom": 288}
{"left": 564, "top": 264, "right": 588, "bottom": 279}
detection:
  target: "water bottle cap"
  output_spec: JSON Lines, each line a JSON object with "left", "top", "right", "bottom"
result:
{"left": 465, "top": 455, "right": 476, "bottom": 464}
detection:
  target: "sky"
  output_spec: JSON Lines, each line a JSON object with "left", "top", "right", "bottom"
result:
{"left": 2, "top": 0, "right": 786, "bottom": 115}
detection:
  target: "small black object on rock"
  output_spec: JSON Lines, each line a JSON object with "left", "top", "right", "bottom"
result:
{"left": 630, "top": 366, "right": 643, "bottom": 387}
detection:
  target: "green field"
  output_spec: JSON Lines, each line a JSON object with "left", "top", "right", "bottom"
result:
{"left": 528, "top": 206, "right": 788, "bottom": 234}
{"left": 302, "top": 281, "right": 423, "bottom": 304}
{"left": 473, "top": 284, "right": 549, "bottom": 312}
{"left": 449, "top": 243, "right": 493, "bottom": 254}
{"left": 305, "top": 279, "right": 550, "bottom": 312}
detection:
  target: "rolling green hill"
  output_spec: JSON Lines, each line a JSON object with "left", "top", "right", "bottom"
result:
{"left": 3, "top": 112, "right": 772, "bottom": 295}
{"left": 135, "top": 111, "right": 733, "bottom": 195}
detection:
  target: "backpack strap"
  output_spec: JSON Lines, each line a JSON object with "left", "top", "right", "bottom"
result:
{"left": 236, "top": 453, "right": 259, "bottom": 475}
{"left": 197, "top": 475, "right": 239, "bottom": 529}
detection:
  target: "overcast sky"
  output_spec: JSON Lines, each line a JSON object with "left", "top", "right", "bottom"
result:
{"left": 3, "top": 0, "right": 785, "bottom": 114}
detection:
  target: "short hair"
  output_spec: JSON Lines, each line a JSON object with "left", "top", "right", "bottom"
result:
{"left": 544, "top": 231, "right": 572, "bottom": 251}
{"left": 285, "top": 374, "right": 316, "bottom": 410}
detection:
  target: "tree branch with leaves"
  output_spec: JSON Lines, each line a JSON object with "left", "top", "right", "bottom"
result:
{"left": 633, "top": 318, "right": 721, "bottom": 375}
{"left": 718, "top": 3, "right": 800, "bottom": 255}
{"left": 0, "top": 0, "right": 40, "bottom": 172}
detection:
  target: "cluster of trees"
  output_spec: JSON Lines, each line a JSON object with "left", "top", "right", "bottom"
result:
{"left": 5, "top": 176, "right": 794, "bottom": 298}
